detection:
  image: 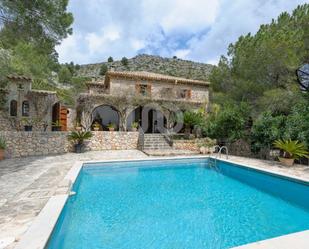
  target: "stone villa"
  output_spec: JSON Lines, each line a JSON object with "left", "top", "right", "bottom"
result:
{"left": 0, "top": 75, "right": 67, "bottom": 132}
{"left": 77, "top": 70, "right": 210, "bottom": 133}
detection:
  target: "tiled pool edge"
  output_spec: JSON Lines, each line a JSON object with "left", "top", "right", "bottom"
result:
{"left": 13, "top": 156, "right": 309, "bottom": 249}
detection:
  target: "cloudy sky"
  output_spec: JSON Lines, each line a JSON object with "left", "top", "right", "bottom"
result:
{"left": 56, "top": 0, "right": 307, "bottom": 65}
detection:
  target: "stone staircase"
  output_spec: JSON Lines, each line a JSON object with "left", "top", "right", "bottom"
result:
{"left": 143, "top": 134, "right": 172, "bottom": 150}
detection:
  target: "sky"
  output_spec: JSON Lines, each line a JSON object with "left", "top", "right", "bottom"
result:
{"left": 56, "top": 0, "right": 308, "bottom": 65}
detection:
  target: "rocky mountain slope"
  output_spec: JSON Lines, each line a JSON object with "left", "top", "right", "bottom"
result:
{"left": 76, "top": 54, "right": 214, "bottom": 81}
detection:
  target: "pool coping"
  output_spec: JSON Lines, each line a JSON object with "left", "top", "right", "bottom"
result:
{"left": 13, "top": 155, "right": 309, "bottom": 249}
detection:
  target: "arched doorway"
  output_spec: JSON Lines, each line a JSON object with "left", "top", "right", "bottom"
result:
{"left": 126, "top": 106, "right": 167, "bottom": 133}
{"left": 92, "top": 105, "right": 120, "bottom": 131}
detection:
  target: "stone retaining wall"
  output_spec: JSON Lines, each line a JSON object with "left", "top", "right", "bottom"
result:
{"left": 173, "top": 139, "right": 200, "bottom": 151}
{"left": 86, "top": 131, "right": 139, "bottom": 150}
{"left": 0, "top": 131, "right": 139, "bottom": 158}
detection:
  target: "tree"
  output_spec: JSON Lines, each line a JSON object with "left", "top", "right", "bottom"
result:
{"left": 99, "top": 64, "right": 108, "bottom": 76}
{"left": 58, "top": 66, "right": 72, "bottom": 83}
{"left": 107, "top": 56, "right": 114, "bottom": 63}
{"left": 0, "top": 0, "right": 73, "bottom": 55}
{"left": 121, "top": 57, "right": 129, "bottom": 66}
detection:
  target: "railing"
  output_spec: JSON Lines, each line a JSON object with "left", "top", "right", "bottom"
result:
{"left": 216, "top": 146, "right": 229, "bottom": 160}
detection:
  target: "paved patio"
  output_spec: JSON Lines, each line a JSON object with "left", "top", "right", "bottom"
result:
{"left": 0, "top": 151, "right": 308, "bottom": 249}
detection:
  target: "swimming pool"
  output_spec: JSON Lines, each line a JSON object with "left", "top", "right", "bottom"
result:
{"left": 46, "top": 158, "right": 309, "bottom": 249}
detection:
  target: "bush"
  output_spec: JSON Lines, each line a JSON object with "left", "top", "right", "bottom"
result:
{"left": 203, "top": 103, "right": 250, "bottom": 142}
{"left": 107, "top": 56, "right": 114, "bottom": 63}
{"left": 99, "top": 64, "right": 108, "bottom": 75}
{"left": 251, "top": 112, "right": 286, "bottom": 153}
{"left": 285, "top": 102, "right": 309, "bottom": 147}
{"left": 183, "top": 110, "right": 204, "bottom": 128}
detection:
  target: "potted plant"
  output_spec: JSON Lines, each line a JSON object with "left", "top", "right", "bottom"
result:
{"left": 0, "top": 137, "right": 6, "bottom": 160}
{"left": 273, "top": 139, "right": 309, "bottom": 166}
{"left": 52, "top": 120, "right": 62, "bottom": 131}
{"left": 21, "top": 117, "right": 33, "bottom": 131}
{"left": 107, "top": 123, "right": 116, "bottom": 131}
{"left": 198, "top": 138, "right": 217, "bottom": 154}
{"left": 68, "top": 131, "right": 93, "bottom": 153}
{"left": 92, "top": 122, "right": 100, "bottom": 131}
{"left": 131, "top": 122, "right": 139, "bottom": 131}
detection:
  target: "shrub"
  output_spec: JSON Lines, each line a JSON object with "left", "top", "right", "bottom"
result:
{"left": 68, "top": 131, "right": 93, "bottom": 145}
{"left": 251, "top": 112, "right": 286, "bottom": 153}
{"left": 183, "top": 110, "right": 204, "bottom": 128}
{"left": 203, "top": 102, "right": 250, "bottom": 142}
{"left": 107, "top": 56, "right": 114, "bottom": 63}
{"left": 99, "top": 64, "right": 108, "bottom": 76}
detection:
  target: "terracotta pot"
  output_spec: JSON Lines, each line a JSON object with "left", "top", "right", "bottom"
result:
{"left": 75, "top": 127, "right": 82, "bottom": 131}
{"left": 278, "top": 157, "right": 294, "bottom": 166}
{"left": 131, "top": 128, "right": 137, "bottom": 132}
{"left": 0, "top": 149, "right": 4, "bottom": 160}
{"left": 93, "top": 127, "right": 100, "bottom": 131}
{"left": 109, "top": 128, "right": 115, "bottom": 131}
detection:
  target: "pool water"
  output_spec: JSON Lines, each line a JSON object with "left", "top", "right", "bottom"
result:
{"left": 47, "top": 159, "right": 309, "bottom": 249}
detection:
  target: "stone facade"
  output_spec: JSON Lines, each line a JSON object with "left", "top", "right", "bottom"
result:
{"left": 0, "top": 131, "right": 69, "bottom": 158}
{"left": 1, "top": 76, "right": 59, "bottom": 132}
{"left": 78, "top": 70, "right": 210, "bottom": 133}
{"left": 173, "top": 139, "right": 201, "bottom": 151}
{"left": 0, "top": 131, "right": 139, "bottom": 158}
{"left": 86, "top": 131, "right": 139, "bottom": 150}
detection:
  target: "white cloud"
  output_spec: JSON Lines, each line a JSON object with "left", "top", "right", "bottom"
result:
{"left": 56, "top": 0, "right": 308, "bottom": 65}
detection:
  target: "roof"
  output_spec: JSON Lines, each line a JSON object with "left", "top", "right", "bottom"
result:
{"left": 30, "top": 90, "right": 57, "bottom": 95}
{"left": 7, "top": 75, "right": 32, "bottom": 81}
{"left": 106, "top": 71, "right": 210, "bottom": 86}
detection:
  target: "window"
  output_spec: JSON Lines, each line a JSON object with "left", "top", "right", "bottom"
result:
{"left": 136, "top": 83, "right": 151, "bottom": 97}
{"left": 18, "top": 84, "right": 24, "bottom": 90}
{"left": 177, "top": 89, "right": 191, "bottom": 99}
{"left": 10, "top": 100, "right": 17, "bottom": 116}
{"left": 22, "top": 101, "right": 30, "bottom": 116}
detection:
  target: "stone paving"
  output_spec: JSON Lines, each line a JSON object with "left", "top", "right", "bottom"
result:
{"left": 0, "top": 150, "right": 147, "bottom": 249}
{"left": 0, "top": 151, "right": 308, "bottom": 249}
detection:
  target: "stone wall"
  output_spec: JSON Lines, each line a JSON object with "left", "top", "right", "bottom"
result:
{"left": 173, "top": 139, "right": 200, "bottom": 151}
{"left": 0, "top": 131, "right": 139, "bottom": 158}
{"left": 86, "top": 131, "right": 139, "bottom": 150}
{"left": 0, "top": 131, "right": 69, "bottom": 158}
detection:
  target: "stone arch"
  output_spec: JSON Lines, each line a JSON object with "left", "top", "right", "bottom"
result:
{"left": 92, "top": 104, "right": 120, "bottom": 131}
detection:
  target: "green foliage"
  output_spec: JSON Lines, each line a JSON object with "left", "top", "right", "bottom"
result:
{"left": 210, "top": 4, "right": 309, "bottom": 108}
{"left": 131, "top": 122, "right": 139, "bottom": 129}
{"left": 251, "top": 112, "right": 286, "bottom": 152}
{"left": 0, "top": 0, "right": 73, "bottom": 55}
{"left": 99, "top": 64, "right": 108, "bottom": 76}
{"left": 121, "top": 57, "right": 129, "bottom": 66}
{"left": 285, "top": 101, "right": 309, "bottom": 147}
{"left": 58, "top": 66, "right": 72, "bottom": 83}
{"left": 273, "top": 139, "right": 309, "bottom": 159}
{"left": 0, "top": 137, "right": 6, "bottom": 150}
{"left": 183, "top": 111, "right": 204, "bottom": 128}
{"left": 203, "top": 103, "right": 250, "bottom": 142}
{"left": 107, "top": 56, "right": 114, "bottom": 63}
{"left": 68, "top": 131, "right": 93, "bottom": 145}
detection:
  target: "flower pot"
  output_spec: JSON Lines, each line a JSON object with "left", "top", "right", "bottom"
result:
{"left": 75, "top": 127, "right": 82, "bottom": 131}
{"left": 131, "top": 128, "right": 137, "bottom": 132}
{"left": 52, "top": 126, "right": 62, "bottom": 131}
{"left": 93, "top": 127, "right": 100, "bottom": 131}
{"left": 0, "top": 149, "right": 4, "bottom": 160}
{"left": 278, "top": 157, "right": 294, "bottom": 166}
{"left": 74, "top": 144, "right": 85, "bottom": 153}
{"left": 109, "top": 128, "right": 115, "bottom": 131}
{"left": 24, "top": 125, "right": 32, "bottom": 132}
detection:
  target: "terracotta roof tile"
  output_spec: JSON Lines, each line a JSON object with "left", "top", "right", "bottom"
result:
{"left": 106, "top": 71, "right": 210, "bottom": 86}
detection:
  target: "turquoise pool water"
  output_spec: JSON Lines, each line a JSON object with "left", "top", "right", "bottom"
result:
{"left": 47, "top": 159, "right": 309, "bottom": 249}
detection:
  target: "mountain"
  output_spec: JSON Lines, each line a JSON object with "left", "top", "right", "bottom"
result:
{"left": 76, "top": 54, "right": 214, "bottom": 81}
